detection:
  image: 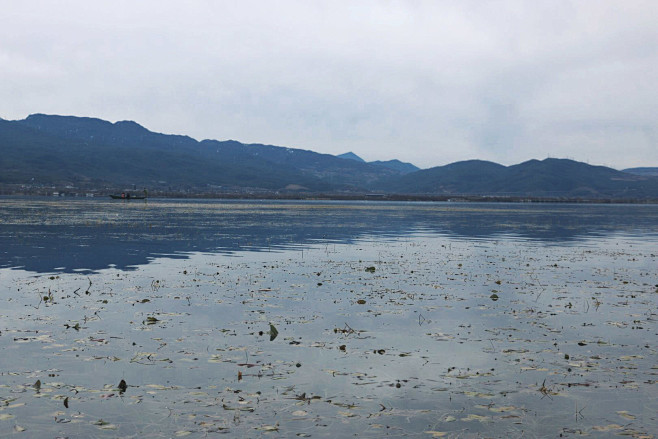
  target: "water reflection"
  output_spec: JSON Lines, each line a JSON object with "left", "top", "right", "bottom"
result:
{"left": 2, "top": 197, "right": 657, "bottom": 273}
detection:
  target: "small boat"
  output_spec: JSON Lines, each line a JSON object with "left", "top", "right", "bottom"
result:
{"left": 109, "top": 192, "right": 147, "bottom": 200}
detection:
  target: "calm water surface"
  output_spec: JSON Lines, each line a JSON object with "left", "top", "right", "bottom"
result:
{"left": 0, "top": 198, "right": 657, "bottom": 438}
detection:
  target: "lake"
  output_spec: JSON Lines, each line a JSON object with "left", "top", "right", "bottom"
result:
{"left": 1, "top": 197, "right": 657, "bottom": 438}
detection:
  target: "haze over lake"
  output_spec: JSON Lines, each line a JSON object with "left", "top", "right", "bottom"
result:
{"left": 1, "top": 198, "right": 657, "bottom": 437}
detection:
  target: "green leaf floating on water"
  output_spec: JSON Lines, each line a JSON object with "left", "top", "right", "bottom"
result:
{"left": 269, "top": 323, "right": 279, "bottom": 341}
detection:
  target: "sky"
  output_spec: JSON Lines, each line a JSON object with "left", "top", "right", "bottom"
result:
{"left": 1, "top": 0, "right": 657, "bottom": 170}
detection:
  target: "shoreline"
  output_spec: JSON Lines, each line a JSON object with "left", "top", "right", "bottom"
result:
{"left": 2, "top": 191, "right": 657, "bottom": 204}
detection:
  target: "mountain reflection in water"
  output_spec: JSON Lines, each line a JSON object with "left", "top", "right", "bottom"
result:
{"left": 2, "top": 198, "right": 657, "bottom": 273}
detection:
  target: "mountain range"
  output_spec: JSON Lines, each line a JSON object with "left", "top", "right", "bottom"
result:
{"left": 1, "top": 114, "right": 657, "bottom": 200}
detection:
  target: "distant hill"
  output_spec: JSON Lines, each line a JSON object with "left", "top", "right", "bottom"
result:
{"left": 370, "top": 159, "right": 419, "bottom": 174}
{"left": 623, "top": 167, "right": 658, "bottom": 177}
{"left": 377, "top": 158, "right": 658, "bottom": 199}
{"left": 1, "top": 114, "right": 400, "bottom": 192}
{"left": 2, "top": 113, "right": 657, "bottom": 199}
{"left": 337, "top": 152, "right": 366, "bottom": 162}
{"left": 337, "top": 151, "right": 419, "bottom": 174}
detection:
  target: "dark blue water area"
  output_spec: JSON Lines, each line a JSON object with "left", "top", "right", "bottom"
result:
{"left": 1, "top": 197, "right": 657, "bottom": 273}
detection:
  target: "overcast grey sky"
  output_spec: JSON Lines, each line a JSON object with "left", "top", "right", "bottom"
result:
{"left": 1, "top": 1, "right": 656, "bottom": 169}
